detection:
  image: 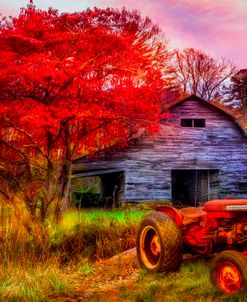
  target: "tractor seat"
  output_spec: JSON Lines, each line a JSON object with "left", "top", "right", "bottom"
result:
{"left": 180, "top": 207, "right": 206, "bottom": 224}
{"left": 203, "top": 199, "right": 247, "bottom": 212}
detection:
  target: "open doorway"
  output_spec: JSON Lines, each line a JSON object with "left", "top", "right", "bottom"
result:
{"left": 71, "top": 171, "right": 125, "bottom": 208}
{"left": 171, "top": 169, "right": 219, "bottom": 206}
{"left": 100, "top": 172, "right": 125, "bottom": 207}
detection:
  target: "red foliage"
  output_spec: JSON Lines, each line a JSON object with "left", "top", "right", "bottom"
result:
{"left": 0, "top": 3, "right": 171, "bottom": 217}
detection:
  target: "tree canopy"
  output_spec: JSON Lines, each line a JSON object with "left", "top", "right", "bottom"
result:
{"left": 0, "top": 3, "right": 172, "bottom": 220}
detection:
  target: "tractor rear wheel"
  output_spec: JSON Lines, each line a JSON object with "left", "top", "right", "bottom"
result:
{"left": 210, "top": 250, "right": 247, "bottom": 294}
{"left": 136, "top": 211, "right": 183, "bottom": 273}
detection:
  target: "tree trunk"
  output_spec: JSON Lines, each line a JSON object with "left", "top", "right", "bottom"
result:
{"left": 60, "top": 163, "right": 71, "bottom": 212}
{"left": 41, "top": 130, "right": 54, "bottom": 222}
{"left": 55, "top": 123, "right": 72, "bottom": 221}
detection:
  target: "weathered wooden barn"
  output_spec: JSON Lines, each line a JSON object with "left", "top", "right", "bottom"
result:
{"left": 72, "top": 95, "right": 247, "bottom": 206}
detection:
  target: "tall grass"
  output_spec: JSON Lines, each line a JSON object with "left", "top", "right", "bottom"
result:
{"left": 0, "top": 206, "right": 147, "bottom": 300}
{"left": 0, "top": 261, "right": 75, "bottom": 302}
{"left": 0, "top": 206, "right": 246, "bottom": 301}
{"left": 0, "top": 206, "right": 148, "bottom": 264}
{"left": 51, "top": 208, "right": 148, "bottom": 261}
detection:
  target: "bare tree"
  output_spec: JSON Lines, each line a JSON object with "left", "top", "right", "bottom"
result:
{"left": 223, "top": 69, "right": 247, "bottom": 120}
{"left": 171, "top": 48, "right": 236, "bottom": 101}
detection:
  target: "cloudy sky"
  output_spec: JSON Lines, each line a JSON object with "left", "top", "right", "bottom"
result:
{"left": 1, "top": 0, "right": 246, "bottom": 68}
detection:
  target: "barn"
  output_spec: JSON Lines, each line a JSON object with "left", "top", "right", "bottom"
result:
{"left": 71, "top": 95, "right": 247, "bottom": 206}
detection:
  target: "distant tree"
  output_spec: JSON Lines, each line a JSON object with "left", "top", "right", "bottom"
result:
{"left": 223, "top": 69, "right": 247, "bottom": 119}
{"left": 0, "top": 3, "right": 172, "bottom": 221}
{"left": 171, "top": 48, "right": 236, "bottom": 101}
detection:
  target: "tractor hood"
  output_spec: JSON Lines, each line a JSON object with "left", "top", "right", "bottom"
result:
{"left": 203, "top": 199, "right": 247, "bottom": 212}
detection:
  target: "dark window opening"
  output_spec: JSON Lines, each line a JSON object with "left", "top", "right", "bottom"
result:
{"left": 181, "top": 118, "right": 206, "bottom": 128}
{"left": 181, "top": 119, "right": 193, "bottom": 127}
{"left": 194, "top": 119, "right": 206, "bottom": 127}
{"left": 238, "top": 182, "right": 247, "bottom": 191}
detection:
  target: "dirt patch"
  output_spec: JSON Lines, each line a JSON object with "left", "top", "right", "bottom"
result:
{"left": 45, "top": 250, "right": 247, "bottom": 302}
{"left": 46, "top": 250, "right": 209, "bottom": 302}
{"left": 46, "top": 248, "right": 139, "bottom": 301}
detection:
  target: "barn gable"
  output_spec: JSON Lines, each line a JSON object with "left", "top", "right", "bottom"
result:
{"left": 72, "top": 95, "right": 247, "bottom": 206}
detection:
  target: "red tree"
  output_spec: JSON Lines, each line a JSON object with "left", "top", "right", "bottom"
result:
{"left": 0, "top": 3, "right": 172, "bottom": 220}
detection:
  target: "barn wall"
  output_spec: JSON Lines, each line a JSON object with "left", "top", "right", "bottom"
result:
{"left": 72, "top": 96, "right": 247, "bottom": 202}
{"left": 123, "top": 97, "right": 247, "bottom": 201}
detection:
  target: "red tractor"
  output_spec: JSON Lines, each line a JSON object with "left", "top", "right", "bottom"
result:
{"left": 136, "top": 199, "right": 247, "bottom": 294}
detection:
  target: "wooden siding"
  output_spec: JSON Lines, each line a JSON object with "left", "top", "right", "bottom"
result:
{"left": 72, "top": 96, "right": 247, "bottom": 202}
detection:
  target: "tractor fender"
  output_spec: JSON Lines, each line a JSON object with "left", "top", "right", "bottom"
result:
{"left": 156, "top": 205, "right": 183, "bottom": 227}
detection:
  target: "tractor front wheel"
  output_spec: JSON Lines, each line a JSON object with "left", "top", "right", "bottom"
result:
{"left": 210, "top": 250, "right": 247, "bottom": 294}
{"left": 136, "top": 211, "right": 183, "bottom": 273}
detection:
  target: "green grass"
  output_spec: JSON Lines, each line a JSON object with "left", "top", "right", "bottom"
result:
{"left": 0, "top": 208, "right": 148, "bottom": 301}
{"left": 0, "top": 208, "right": 246, "bottom": 301}
{"left": 0, "top": 261, "right": 75, "bottom": 302}
{"left": 116, "top": 261, "right": 247, "bottom": 302}
{"left": 49, "top": 208, "right": 150, "bottom": 261}
{"left": 62, "top": 208, "right": 149, "bottom": 228}
{"left": 82, "top": 257, "right": 247, "bottom": 302}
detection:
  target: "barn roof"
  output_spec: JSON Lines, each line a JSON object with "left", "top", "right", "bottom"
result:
{"left": 73, "top": 95, "right": 247, "bottom": 163}
{"left": 165, "top": 94, "right": 247, "bottom": 137}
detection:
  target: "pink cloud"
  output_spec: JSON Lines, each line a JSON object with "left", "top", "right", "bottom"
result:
{"left": 90, "top": 0, "right": 247, "bottom": 68}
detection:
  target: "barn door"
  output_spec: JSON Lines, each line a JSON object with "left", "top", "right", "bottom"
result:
{"left": 197, "top": 170, "right": 219, "bottom": 202}
{"left": 171, "top": 169, "right": 219, "bottom": 206}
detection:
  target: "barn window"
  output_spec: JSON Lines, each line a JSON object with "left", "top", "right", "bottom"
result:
{"left": 194, "top": 119, "right": 206, "bottom": 127}
{"left": 181, "top": 119, "right": 193, "bottom": 127}
{"left": 238, "top": 182, "right": 247, "bottom": 191}
{"left": 181, "top": 119, "right": 206, "bottom": 128}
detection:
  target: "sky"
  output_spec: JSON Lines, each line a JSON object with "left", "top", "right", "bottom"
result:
{"left": 0, "top": 0, "right": 246, "bottom": 68}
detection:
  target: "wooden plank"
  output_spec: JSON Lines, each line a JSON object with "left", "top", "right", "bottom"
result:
{"left": 72, "top": 168, "right": 124, "bottom": 178}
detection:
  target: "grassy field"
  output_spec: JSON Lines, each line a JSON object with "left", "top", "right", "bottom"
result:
{"left": 0, "top": 208, "right": 147, "bottom": 301}
{"left": 83, "top": 259, "right": 247, "bottom": 302}
{"left": 0, "top": 208, "right": 246, "bottom": 301}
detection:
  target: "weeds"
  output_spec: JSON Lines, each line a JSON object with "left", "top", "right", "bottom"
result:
{"left": 79, "top": 262, "right": 95, "bottom": 276}
{"left": 51, "top": 208, "right": 148, "bottom": 262}
{"left": 0, "top": 207, "right": 246, "bottom": 301}
{"left": 0, "top": 207, "right": 148, "bottom": 265}
{"left": 0, "top": 206, "right": 147, "bottom": 300}
{"left": 0, "top": 261, "right": 75, "bottom": 301}
{"left": 118, "top": 261, "right": 247, "bottom": 302}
